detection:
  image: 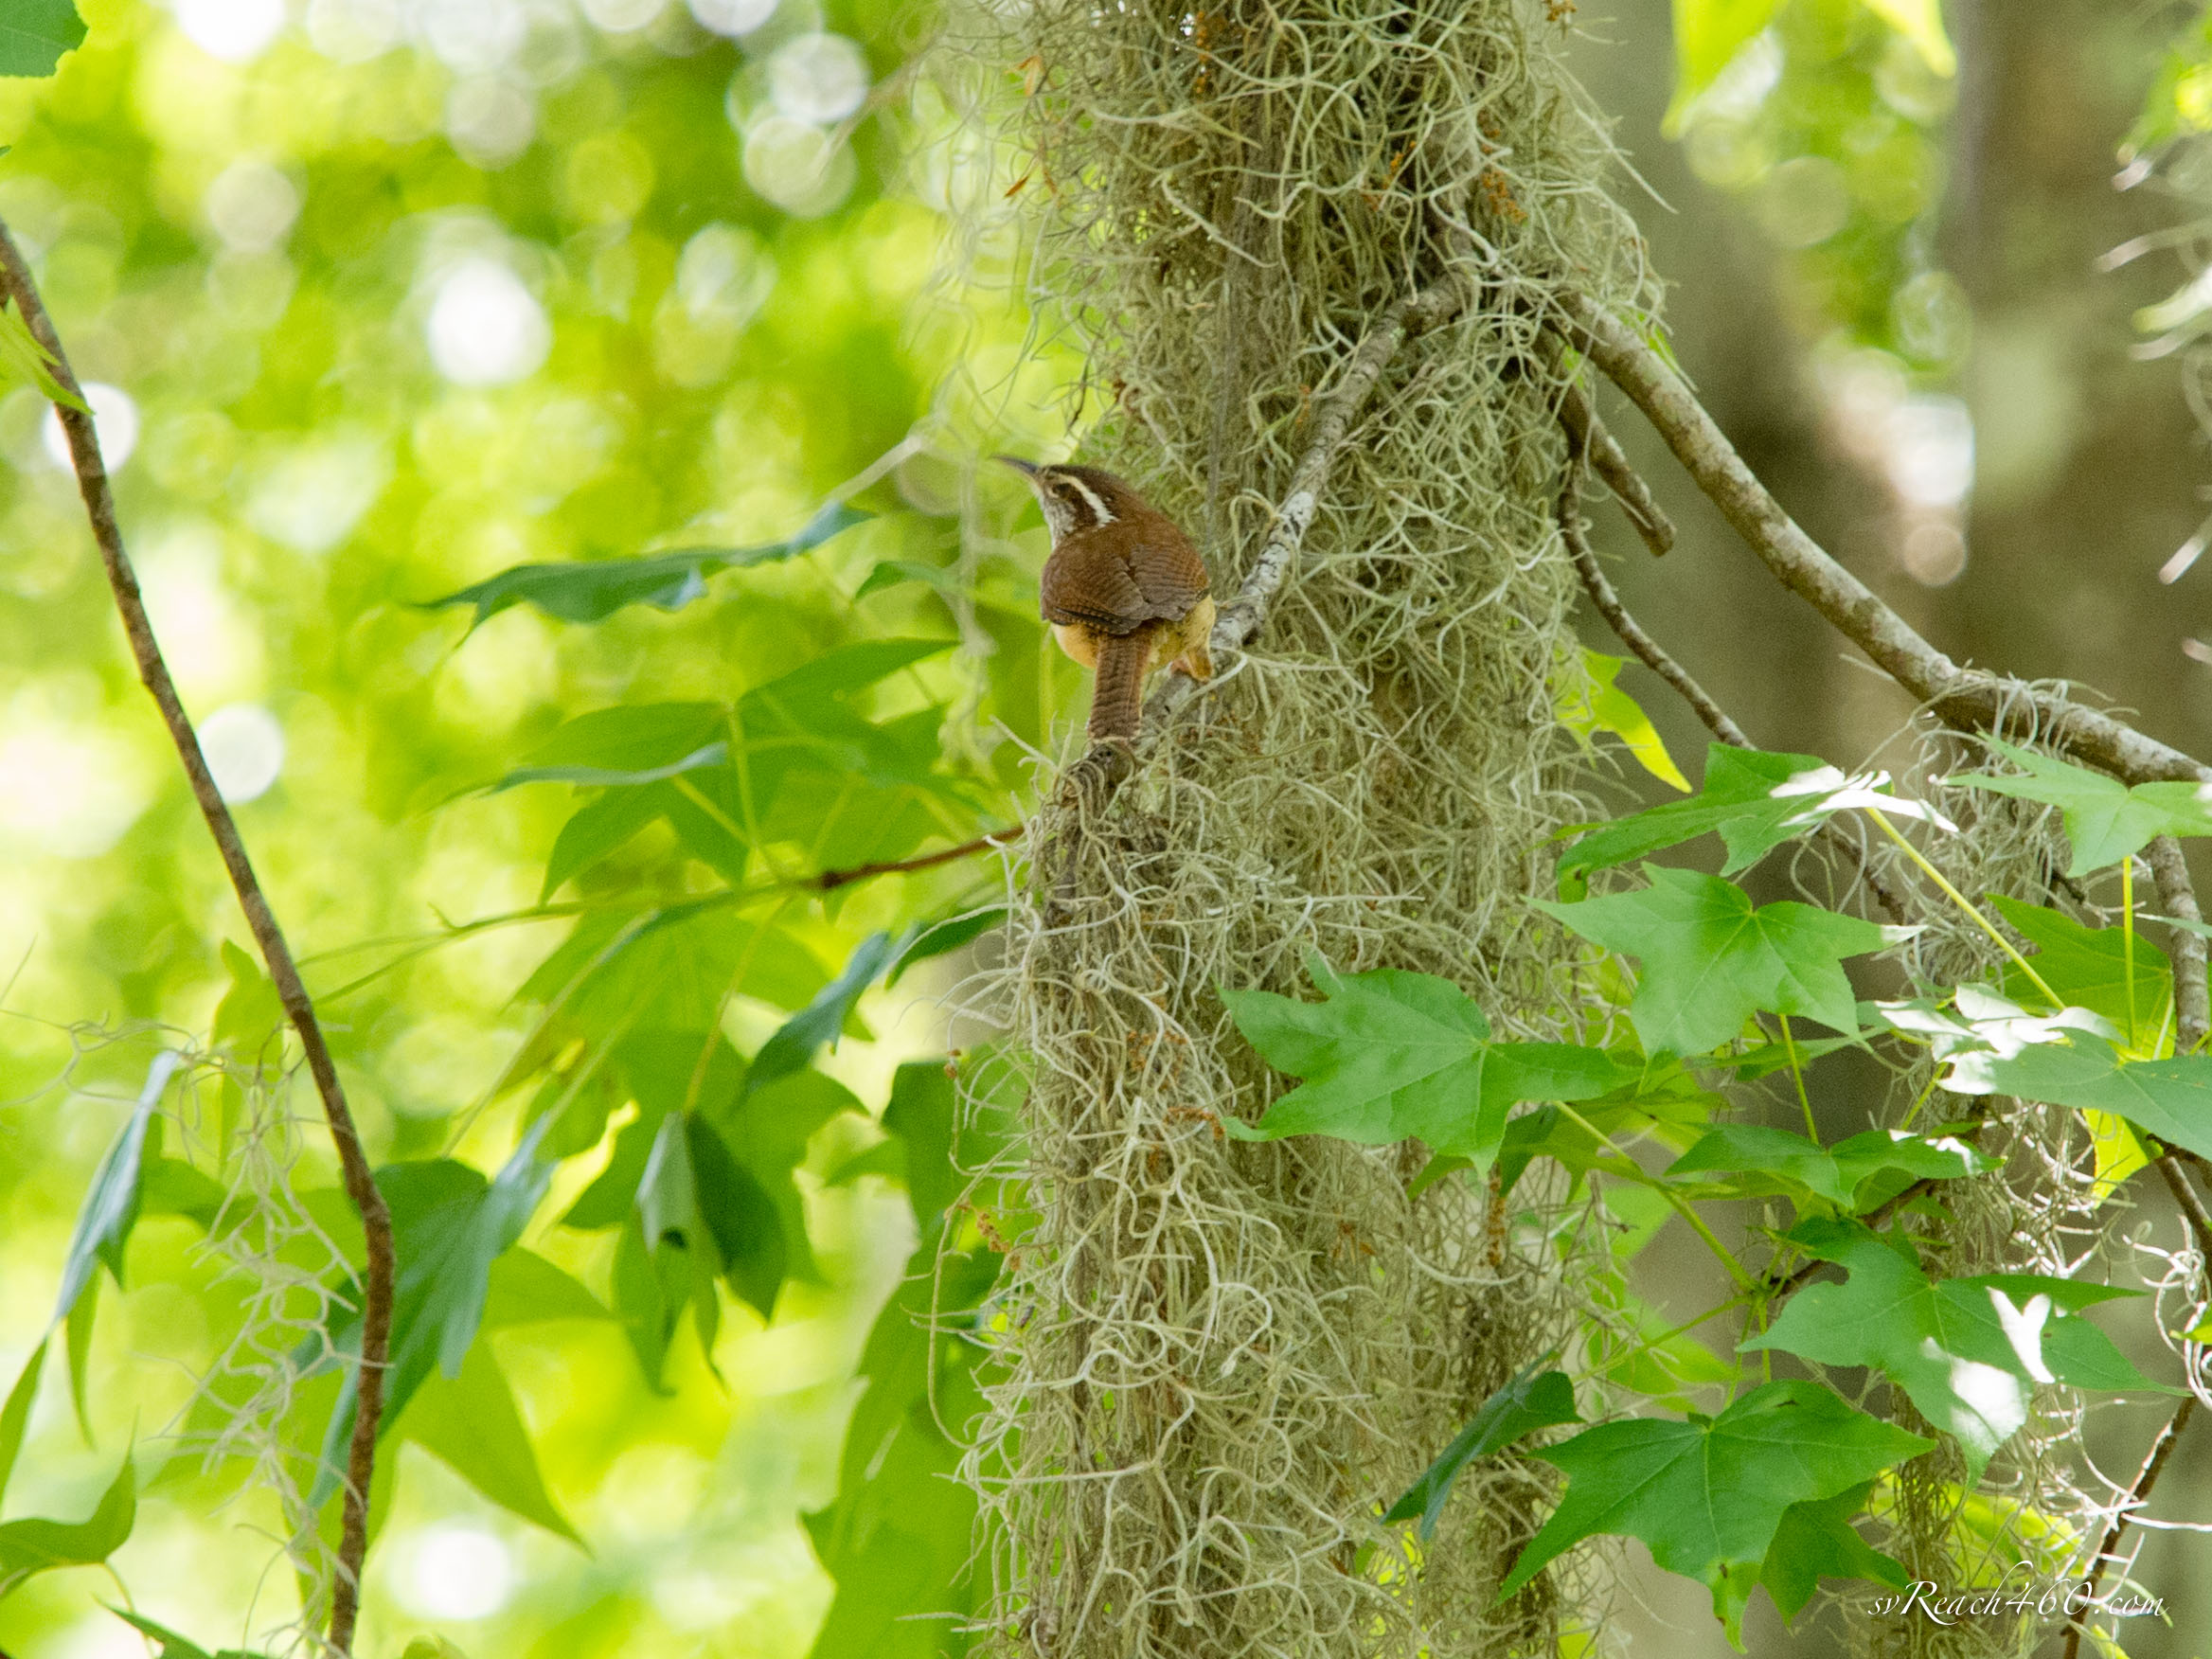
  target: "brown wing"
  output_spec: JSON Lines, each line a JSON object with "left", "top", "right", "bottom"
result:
{"left": 1041, "top": 515, "right": 1211, "bottom": 637}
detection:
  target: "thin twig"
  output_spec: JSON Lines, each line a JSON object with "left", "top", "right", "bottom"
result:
{"left": 1558, "top": 457, "right": 1743, "bottom": 745}
{"left": 2147, "top": 834, "right": 2209, "bottom": 1053}
{"left": 814, "top": 824, "right": 1023, "bottom": 890}
{"left": 0, "top": 221, "right": 394, "bottom": 1655}
{"left": 1555, "top": 292, "right": 2212, "bottom": 790}
{"left": 2158, "top": 1152, "right": 2212, "bottom": 1264}
{"left": 1557, "top": 429, "right": 1910, "bottom": 923}
{"left": 2062, "top": 1395, "right": 2197, "bottom": 1659}
{"left": 1558, "top": 374, "right": 1673, "bottom": 558}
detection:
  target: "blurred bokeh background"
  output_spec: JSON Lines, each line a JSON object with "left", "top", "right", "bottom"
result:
{"left": 2, "top": 0, "right": 2211, "bottom": 1654}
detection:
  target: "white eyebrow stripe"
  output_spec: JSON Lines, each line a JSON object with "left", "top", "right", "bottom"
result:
{"left": 1063, "top": 475, "right": 1115, "bottom": 525}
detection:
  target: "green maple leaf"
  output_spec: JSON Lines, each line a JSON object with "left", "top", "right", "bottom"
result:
{"left": 1987, "top": 896, "right": 2171, "bottom": 1038}
{"left": 1221, "top": 957, "right": 1638, "bottom": 1168}
{"left": 1958, "top": 1036, "right": 2212, "bottom": 1164}
{"left": 1498, "top": 1379, "right": 1930, "bottom": 1642}
{"left": 1948, "top": 737, "right": 2212, "bottom": 877}
{"left": 1743, "top": 1219, "right": 2157, "bottom": 1479}
{"left": 1557, "top": 744, "right": 1826, "bottom": 896}
{"left": 1666, "top": 1123, "right": 1993, "bottom": 1212}
{"left": 1536, "top": 866, "right": 1888, "bottom": 1059}
{"left": 1756, "top": 1481, "right": 1909, "bottom": 1630}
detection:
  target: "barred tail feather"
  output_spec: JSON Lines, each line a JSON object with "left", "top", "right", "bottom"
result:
{"left": 1086, "top": 630, "right": 1151, "bottom": 741}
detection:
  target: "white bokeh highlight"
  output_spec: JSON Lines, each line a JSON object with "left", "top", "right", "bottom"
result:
{"left": 197, "top": 704, "right": 286, "bottom": 803}
{"left": 688, "top": 0, "right": 775, "bottom": 34}
{"left": 44, "top": 384, "right": 140, "bottom": 473}
{"left": 175, "top": 0, "right": 287, "bottom": 62}
{"left": 581, "top": 0, "right": 666, "bottom": 31}
{"left": 1885, "top": 395, "right": 1975, "bottom": 509}
{"left": 426, "top": 259, "right": 550, "bottom": 385}
{"left": 205, "top": 160, "right": 301, "bottom": 252}
{"left": 768, "top": 32, "right": 870, "bottom": 124}
{"left": 394, "top": 1523, "right": 516, "bottom": 1622}
{"left": 0, "top": 718, "right": 151, "bottom": 858}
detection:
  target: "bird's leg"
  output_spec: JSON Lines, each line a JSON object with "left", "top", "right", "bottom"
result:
{"left": 1086, "top": 629, "right": 1154, "bottom": 743}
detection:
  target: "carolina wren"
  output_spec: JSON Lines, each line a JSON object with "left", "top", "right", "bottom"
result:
{"left": 998, "top": 455, "right": 1217, "bottom": 745}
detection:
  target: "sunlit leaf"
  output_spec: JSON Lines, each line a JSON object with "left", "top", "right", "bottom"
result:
{"left": 1557, "top": 744, "right": 1825, "bottom": 897}
{"left": 1861, "top": 0, "right": 1956, "bottom": 77}
{"left": 1385, "top": 1364, "right": 1579, "bottom": 1540}
{"left": 400, "top": 1340, "right": 583, "bottom": 1545}
{"left": 1665, "top": 0, "right": 1785, "bottom": 134}
{"left": 1950, "top": 1034, "right": 2212, "bottom": 1164}
{"left": 1537, "top": 866, "right": 1887, "bottom": 1058}
{"left": 0, "top": 293, "right": 83, "bottom": 409}
{"left": 886, "top": 907, "right": 1007, "bottom": 989}
{"left": 1499, "top": 1380, "right": 1929, "bottom": 1639}
{"left": 424, "top": 502, "right": 871, "bottom": 629}
{"left": 1554, "top": 648, "right": 1690, "bottom": 792}
{"left": 212, "top": 941, "right": 282, "bottom": 1055}
{"left": 0, "top": 1448, "right": 135, "bottom": 1596}
{"left": 1745, "top": 1218, "right": 2157, "bottom": 1478}
{"left": 1987, "top": 896, "right": 2172, "bottom": 1040}
{"left": 54, "top": 1050, "right": 181, "bottom": 1322}
{"left": 0, "top": 1341, "right": 45, "bottom": 1505}
{"left": 1948, "top": 737, "right": 2212, "bottom": 877}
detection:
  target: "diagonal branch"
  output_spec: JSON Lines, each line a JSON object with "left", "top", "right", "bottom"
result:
{"left": 2062, "top": 1395, "right": 2197, "bottom": 1659}
{"left": 1555, "top": 291, "right": 2212, "bottom": 789}
{"left": 0, "top": 222, "right": 394, "bottom": 1656}
{"left": 1558, "top": 374, "right": 1673, "bottom": 559}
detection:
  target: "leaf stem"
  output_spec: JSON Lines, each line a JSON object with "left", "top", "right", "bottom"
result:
{"left": 1864, "top": 809, "right": 2062, "bottom": 1007}
{"left": 1556, "top": 1102, "right": 1755, "bottom": 1293}
{"left": 2124, "top": 857, "right": 2139, "bottom": 1047}
{"left": 1777, "top": 1013, "right": 1816, "bottom": 1140}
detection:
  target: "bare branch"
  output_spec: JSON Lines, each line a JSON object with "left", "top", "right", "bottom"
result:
{"left": 0, "top": 221, "right": 394, "bottom": 1656}
{"left": 1558, "top": 374, "right": 1673, "bottom": 558}
{"left": 2148, "top": 834, "right": 2209, "bottom": 1053}
{"left": 1556, "top": 292, "right": 2212, "bottom": 789}
{"left": 1559, "top": 463, "right": 1744, "bottom": 747}
{"left": 2062, "top": 1395, "right": 2197, "bottom": 1659}
{"left": 814, "top": 825, "right": 1023, "bottom": 890}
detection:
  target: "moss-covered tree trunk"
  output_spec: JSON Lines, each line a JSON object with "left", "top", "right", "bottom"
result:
{"left": 958, "top": 3, "right": 1651, "bottom": 1652}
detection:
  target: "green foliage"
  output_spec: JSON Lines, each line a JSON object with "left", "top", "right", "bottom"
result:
{"left": 0, "top": 2, "right": 80, "bottom": 82}
{"left": 804, "top": 1059, "right": 1009, "bottom": 1659}
{"left": 1552, "top": 647, "right": 1690, "bottom": 791}
{"left": 1221, "top": 957, "right": 1637, "bottom": 1168}
{"left": 1744, "top": 1219, "right": 2154, "bottom": 1477}
{"left": 0, "top": 297, "right": 82, "bottom": 409}
{"left": 424, "top": 503, "right": 872, "bottom": 631}
{"left": 1557, "top": 743, "right": 1826, "bottom": 895}
{"left": 53, "top": 1050, "right": 179, "bottom": 1321}
{"left": 0, "top": 1449, "right": 135, "bottom": 1597}
{"left": 1949, "top": 737, "right": 2212, "bottom": 876}
{"left": 1384, "top": 1365, "right": 1579, "bottom": 1541}
{"left": 1499, "top": 1381, "right": 1930, "bottom": 1643}
{"left": 1536, "top": 865, "right": 1887, "bottom": 1058}
{"left": 106, "top": 1609, "right": 260, "bottom": 1659}
{"left": 1957, "top": 1037, "right": 2212, "bottom": 1164}
{"left": 1666, "top": 1122, "right": 1993, "bottom": 1211}
{"left": 1667, "top": 0, "right": 1788, "bottom": 133}
{"left": 1987, "top": 896, "right": 2172, "bottom": 1041}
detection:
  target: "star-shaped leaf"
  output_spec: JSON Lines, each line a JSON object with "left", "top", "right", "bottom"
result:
{"left": 1948, "top": 736, "right": 2212, "bottom": 877}
{"left": 1950, "top": 1035, "right": 2212, "bottom": 1164}
{"left": 1537, "top": 866, "right": 1888, "bottom": 1059}
{"left": 1987, "top": 896, "right": 2171, "bottom": 1040}
{"left": 1666, "top": 1123, "right": 1994, "bottom": 1212}
{"left": 1558, "top": 744, "right": 1824, "bottom": 896}
{"left": 1498, "top": 1379, "right": 1930, "bottom": 1639}
{"left": 1384, "top": 1364, "right": 1579, "bottom": 1540}
{"left": 1743, "top": 1219, "right": 2157, "bottom": 1478}
{"left": 1757, "top": 1481, "right": 1909, "bottom": 1630}
{"left": 1222, "top": 957, "right": 1638, "bottom": 1168}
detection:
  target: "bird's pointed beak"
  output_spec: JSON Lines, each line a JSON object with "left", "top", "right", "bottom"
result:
{"left": 992, "top": 454, "right": 1040, "bottom": 479}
